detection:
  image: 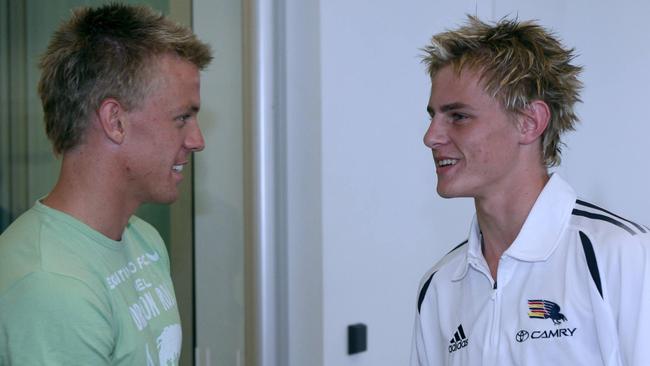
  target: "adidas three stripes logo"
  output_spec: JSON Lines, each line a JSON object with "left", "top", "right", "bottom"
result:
{"left": 449, "top": 324, "right": 468, "bottom": 353}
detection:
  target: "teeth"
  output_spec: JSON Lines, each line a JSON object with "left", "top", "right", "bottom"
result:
{"left": 438, "top": 159, "right": 458, "bottom": 167}
{"left": 172, "top": 164, "right": 183, "bottom": 173}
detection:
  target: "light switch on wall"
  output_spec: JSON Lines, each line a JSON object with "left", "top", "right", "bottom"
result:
{"left": 348, "top": 323, "right": 367, "bottom": 355}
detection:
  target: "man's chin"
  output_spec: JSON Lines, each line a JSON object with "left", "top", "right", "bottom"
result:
{"left": 437, "top": 189, "right": 456, "bottom": 199}
{"left": 147, "top": 192, "right": 179, "bottom": 205}
{"left": 160, "top": 194, "right": 179, "bottom": 205}
{"left": 436, "top": 183, "right": 453, "bottom": 198}
{"left": 436, "top": 185, "right": 469, "bottom": 199}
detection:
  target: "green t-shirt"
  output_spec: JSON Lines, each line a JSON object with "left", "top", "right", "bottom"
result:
{"left": 0, "top": 201, "right": 182, "bottom": 365}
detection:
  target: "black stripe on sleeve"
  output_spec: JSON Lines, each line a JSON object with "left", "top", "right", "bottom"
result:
{"left": 572, "top": 209, "right": 637, "bottom": 236}
{"left": 446, "top": 240, "right": 469, "bottom": 256}
{"left": 417, "top": 240, "right": 466, "bottom": 314}
{"left": 579, "top": 231, "right": 603, "bottom": 299}
{"left": 418, "top": 271, "right": 436, "bottom": 314}
{"left": 576, "top": 199, "right": 646, "bottom": 233}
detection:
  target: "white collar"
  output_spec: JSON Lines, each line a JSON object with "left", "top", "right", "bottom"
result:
{"left": 453, "top": 173, "right": 577, "bottom": 280}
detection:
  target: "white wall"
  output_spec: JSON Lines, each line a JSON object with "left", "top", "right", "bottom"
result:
{"left": 285, "top": 0, "right": 650, "bottom": 365}
{"left": 316, "top": 1, "right": 476, "bottom": 365}
{"left": 520, "top": 0, "right": 650, "bottom": 225}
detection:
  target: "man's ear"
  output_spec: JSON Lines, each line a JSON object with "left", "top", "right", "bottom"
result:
{"left": 97, "top": 98, "right": 126, "bottom": 145}
{"left": 518, "top": 100, "right": 550, "bottom": 145}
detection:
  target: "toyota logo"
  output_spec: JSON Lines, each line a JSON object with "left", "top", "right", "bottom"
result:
{"left": 516, "top": 330, "right": 530, "bottom": 343}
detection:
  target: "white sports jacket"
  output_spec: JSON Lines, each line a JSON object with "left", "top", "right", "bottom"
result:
{"left": 411, "top": 174, "right": 650, "bottom": 366}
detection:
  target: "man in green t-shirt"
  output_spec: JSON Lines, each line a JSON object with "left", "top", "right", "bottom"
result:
{"left": 0, "top": 4, "right": 212, "bottom": 365}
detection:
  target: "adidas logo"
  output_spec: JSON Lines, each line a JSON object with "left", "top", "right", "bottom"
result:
{"left": 448, "top": 324, "right": 468, "bottom": 353}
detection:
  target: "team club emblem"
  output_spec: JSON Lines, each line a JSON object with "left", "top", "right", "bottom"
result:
{"left": 516, "top": 299, "right": 576, "bottom": 343}
{"left": 528, "top": 299, "right": 567, "bottom": 325}
{"left": 448, "top": 324, "right": 468, "bottom": 353}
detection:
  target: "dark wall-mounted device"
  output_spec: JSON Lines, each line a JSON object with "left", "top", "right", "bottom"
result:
{"left": 348, "top": 323, "right": 367, "bottom": 355}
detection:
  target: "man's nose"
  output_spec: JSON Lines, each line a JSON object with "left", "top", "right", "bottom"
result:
{"left": 423, "top": 116, "right": 448, "bottom": 149}
{"left": 186, "top": 122, "right": 205, "bottom": 152}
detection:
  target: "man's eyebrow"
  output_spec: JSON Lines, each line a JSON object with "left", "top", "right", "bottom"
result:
{"left": 440, "top": 102, "right": 469, "bottom": 112}
{"left": 427, "top": 102, "right": 469, "bottom": 116}
{"left": 180, "top": 105, "right": 200, "bottom": 116}
{"left": 173, "top": 105, "right": 200, "bottom": 118}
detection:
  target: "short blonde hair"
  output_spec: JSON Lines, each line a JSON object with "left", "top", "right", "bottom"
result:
{"left": 38, "top": 3, "right": 213, "bottom": 154}
{"left": 423, "top": 16, "right": 583, "bottom": 167}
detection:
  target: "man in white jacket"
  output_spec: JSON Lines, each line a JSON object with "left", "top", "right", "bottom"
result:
{"left": 411, "top": 15, "right": 650, "bottom": 366}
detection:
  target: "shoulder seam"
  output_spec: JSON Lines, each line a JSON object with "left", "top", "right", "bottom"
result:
{"left": 572, "top": 208, "right": 637, "bottom": 236}
{"left": 576, "top": 199, "right": 646, "bottom": 233}
{"left": 0, "top": 270, "right": 109, "bottom": 306}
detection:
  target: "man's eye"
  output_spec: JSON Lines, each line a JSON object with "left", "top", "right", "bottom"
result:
{"left": 177, "top": 114, "right": 191, "bottom": 124}
{"left": 451, "top": 113, "right": 467, "bottom": 122}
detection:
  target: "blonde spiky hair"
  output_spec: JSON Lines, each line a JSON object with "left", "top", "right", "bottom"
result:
{"left": 422, "top": 15, "right": 583, "bottom": 167}
{"left": 38, "top": 3, "right": 213, "bottom": 155}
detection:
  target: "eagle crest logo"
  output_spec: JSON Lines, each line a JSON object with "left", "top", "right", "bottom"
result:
{"left": 527, "top": 299, "right": 567, "bottom": 325}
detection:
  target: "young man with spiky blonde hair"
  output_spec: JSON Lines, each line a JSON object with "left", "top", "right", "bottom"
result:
{"left": 0, "top": 4, "right": 211, "bottom": 365}
{"left": 412, "top": 16, "right": 650, "bottom": 365}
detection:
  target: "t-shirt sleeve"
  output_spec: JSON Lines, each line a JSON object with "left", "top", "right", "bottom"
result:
{"left": 0, "top": 271, "right": 114, "bottom": 365}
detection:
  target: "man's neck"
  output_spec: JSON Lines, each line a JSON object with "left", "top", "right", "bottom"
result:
{"left": 42, "top": 152, "right": 139, "bottom": 241}
{"left": 475, "top": 172, "right": 550, "bottom": 280}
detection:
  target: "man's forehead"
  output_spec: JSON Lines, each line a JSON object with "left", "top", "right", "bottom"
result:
{"left": 430, "top": 67, "right": 480, "bottom": 99}
{"left": 428, "top": 65, "right": 503, "bottom": 111}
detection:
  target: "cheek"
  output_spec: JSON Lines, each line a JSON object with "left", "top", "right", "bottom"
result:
{"left": 468, "top": 130, "right": 518, "bottom": 169}
{"left": 473, "top": 147, "right": 498, "bottom": 175}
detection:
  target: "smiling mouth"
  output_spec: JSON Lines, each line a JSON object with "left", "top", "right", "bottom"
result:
{"left": 437, "top": 159, "right": 458, "bottom": 167}
{"left": 172, "top": 164, "right": 184, "bottom": 173}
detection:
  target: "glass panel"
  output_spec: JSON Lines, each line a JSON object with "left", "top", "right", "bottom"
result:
{"left": 0, "top": 0, "right": 11, "bottom": 232}
{"left": 193, "top": 0, "right": 246, "bottom": 364}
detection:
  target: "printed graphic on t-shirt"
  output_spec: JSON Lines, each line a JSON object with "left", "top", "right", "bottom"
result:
{"left": 104, "top": 250, "right": 180, "bottom": 363}
{"left": 146, "top": 324, "right": 182, "bottom": 366}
